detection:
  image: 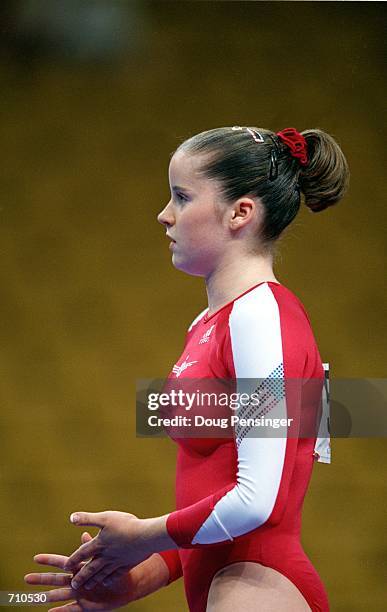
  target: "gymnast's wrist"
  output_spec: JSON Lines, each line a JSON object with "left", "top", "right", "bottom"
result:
{"left": 139, "top": 514, "right": 178, "bottom": 553}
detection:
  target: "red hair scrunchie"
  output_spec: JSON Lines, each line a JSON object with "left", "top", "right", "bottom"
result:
{"left": 276, "top": 128, "right": 308, "bottom": 166}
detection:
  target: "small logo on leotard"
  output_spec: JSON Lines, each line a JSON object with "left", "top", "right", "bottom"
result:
{"left": 199, "top": 324, "right": 215, "bottom": 344}
{"left": 172, "top": 355, "right": 198, "bottom": 378}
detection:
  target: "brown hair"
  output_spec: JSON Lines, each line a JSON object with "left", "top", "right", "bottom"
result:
{"left": 175, "top": 126, "right": 349, "bottom": 247}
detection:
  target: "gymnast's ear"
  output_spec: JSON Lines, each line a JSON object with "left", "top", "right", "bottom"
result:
{"left": 229, "top": 196, "right": 263, "bottom": 230}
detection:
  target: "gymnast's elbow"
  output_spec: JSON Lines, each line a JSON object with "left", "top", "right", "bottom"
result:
{"left": 233, "top": 487, "right": 287, "bottom": 537}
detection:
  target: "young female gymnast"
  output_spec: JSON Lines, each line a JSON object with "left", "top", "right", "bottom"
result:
{"left": 25, "top": 125, "right": 349, "bottom": 611}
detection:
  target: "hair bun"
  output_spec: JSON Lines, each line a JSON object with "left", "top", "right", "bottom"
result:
{"left": 299, "top": 129, "right": 350, "bottom": 212}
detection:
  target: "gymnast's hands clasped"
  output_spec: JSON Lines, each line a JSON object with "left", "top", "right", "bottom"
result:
{"left": 63, "top": 510, "right": 174, "bottom": 590}
{"left": 24, "top": 510, "right": 176, "bottom": 610}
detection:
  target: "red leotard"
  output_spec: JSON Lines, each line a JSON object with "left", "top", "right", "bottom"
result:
{"left": 159, "top": 281, "right": 329, "bottom": 612}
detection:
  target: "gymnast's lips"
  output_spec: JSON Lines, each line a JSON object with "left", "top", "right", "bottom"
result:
{"left": 166, "top": 234, "right": 176, "bottom": 243}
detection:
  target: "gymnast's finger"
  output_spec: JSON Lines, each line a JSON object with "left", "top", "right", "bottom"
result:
{"left": 24, "top": 572, "right": 72, "bottom": 587}
{"left": 32, "top": 554, "right": 69, "bottom": 570}
{"left": 48, "top": 604, "right": 81, "bottom": 612}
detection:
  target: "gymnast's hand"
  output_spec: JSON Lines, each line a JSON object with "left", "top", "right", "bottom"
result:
{"left": 25, "top": 532, "right": 134, "bottom": 611}
{"left": 63, "top": 510, "right": 175, "bottom": 591}
{"left": 24, "top": 531, "right": 170, "bottom": 611}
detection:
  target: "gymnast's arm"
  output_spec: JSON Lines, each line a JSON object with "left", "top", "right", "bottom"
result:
{"left": 163, "top": 284, "right": 303, "bottom": 548}
{"left": 157, "top": 548, "right": 183, "bottom": 583}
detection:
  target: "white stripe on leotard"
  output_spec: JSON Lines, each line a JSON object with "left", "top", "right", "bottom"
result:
{"left": 188, "top": 307, "right": 209, "bottom": 332}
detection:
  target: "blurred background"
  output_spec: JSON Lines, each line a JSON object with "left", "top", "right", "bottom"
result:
{"left": 0, "top": 1, "right": 385, "bottom": 610}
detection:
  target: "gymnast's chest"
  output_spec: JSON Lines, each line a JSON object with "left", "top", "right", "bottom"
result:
{"left": 170, "top": 317, "right": 230, "bottom": 380}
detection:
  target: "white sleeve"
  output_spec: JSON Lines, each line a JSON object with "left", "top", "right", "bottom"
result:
{"left": 192, "top": 284, "right": 289, "bottom": 544}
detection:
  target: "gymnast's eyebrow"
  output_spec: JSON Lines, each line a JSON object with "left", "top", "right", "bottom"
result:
{"left": 171, "top": 185, "right": 193, "bottom": 193}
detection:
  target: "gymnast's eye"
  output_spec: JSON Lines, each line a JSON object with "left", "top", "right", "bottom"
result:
{"left": 175, "top": 192, "right": 188, "bottom": 203}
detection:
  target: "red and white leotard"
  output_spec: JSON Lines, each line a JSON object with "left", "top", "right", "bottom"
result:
{"left": 158, "top": 281, "right": 329, "bottom": 612}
